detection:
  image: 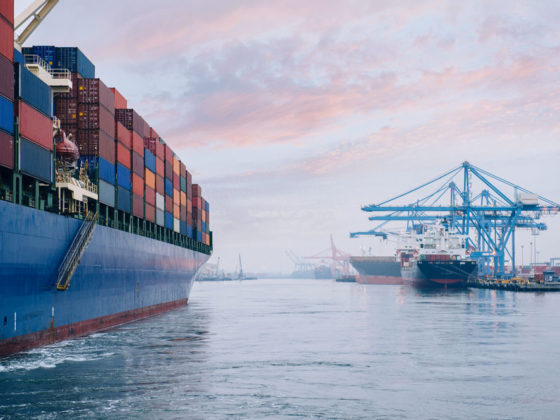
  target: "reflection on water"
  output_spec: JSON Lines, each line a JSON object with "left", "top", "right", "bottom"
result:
{"left": 1, "top": 279, "right": 560, "bottom": 419}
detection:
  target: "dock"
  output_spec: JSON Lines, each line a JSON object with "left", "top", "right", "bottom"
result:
{"left": 467, "top": 278, "right": 560, "bottom": 292}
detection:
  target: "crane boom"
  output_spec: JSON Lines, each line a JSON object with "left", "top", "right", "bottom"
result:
{"left": 14, "top": 0, "right": 59, "bottom": 48}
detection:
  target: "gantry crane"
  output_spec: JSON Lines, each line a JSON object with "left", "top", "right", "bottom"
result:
{"left": 351, "top": 161, "right": 559, "bottom": 278}
{"left": 305, "top": 235, "right": 351, "bottom": 278}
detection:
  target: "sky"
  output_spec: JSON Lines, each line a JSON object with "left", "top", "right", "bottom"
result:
{"left": 15, "top": 0, "right": 560, "bottom": 273}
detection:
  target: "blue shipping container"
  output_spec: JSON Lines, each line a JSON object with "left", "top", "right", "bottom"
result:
{"left": 180, "top": 221, "right": 187, "bottom": 235}
{"left": 0, "top": 95, "right": 13, "bottom": 135}
{"left": 180, "top": 177, "right": 186, "bottom": 192}
{"left": 98, "top": 179, "right": 115, "bottom": 207}
{"left": 99, "top": 157, "right": 115, "bottom": 185}
{"left": 117, "top": 186, "right": 131, "bottom": 213}
{"left": 31, "top": 46, "right": 56, "bottom": 66}
{"left": 197, "top": 231, "right": 202, "bottom": 242}
{"left": 144, "top": 149, "right": 156, "bottom": 173}
{"left": 13, "top": 48, "right": 24, "bottom": 65}
{"left": 202, "top": 222, "right": 206, "bottom": 233}
{"left": 116, "top": 163, "right": 131, "bottom": 190}
{"left": 165, "top": 212, "right": 173, "bottom": 229}
{"left": 55, "top": 47, "right": 95, "bottom": 79}
{"left": 20, "top": 137, "right": 52, "bottom": 183}
{"left": 165, "top": 178, "right": 173, "bottom": 197}
{"left": 14, "top": 63, "right": 52, "bottom": 117}
{"left": 187, "top": 225, "right": 193, "bottom": 238}
{"left": 205, "top": 201, "right": 209, "bottom": 212}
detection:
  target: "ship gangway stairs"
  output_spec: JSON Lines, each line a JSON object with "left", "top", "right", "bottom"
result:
{"left": 56, "top": 212, "right": 98, "bottom": 291}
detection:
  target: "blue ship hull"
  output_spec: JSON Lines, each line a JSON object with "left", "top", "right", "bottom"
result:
{"left": 0, "top": 200, "right": 209, "bottom": 356}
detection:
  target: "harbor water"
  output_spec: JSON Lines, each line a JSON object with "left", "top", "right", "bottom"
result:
{"left": 1, "top": 279, "right": 560, "bottom": 419}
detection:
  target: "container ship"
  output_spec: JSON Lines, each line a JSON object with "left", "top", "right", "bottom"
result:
{"left": 0, "top": 2, "right": 212, "bottom": 356}
{"left": 349, "top": 256, "right": 402, "bottom": 285}
{"left": 399, "top": 225, "right": 477, "bottom": 288}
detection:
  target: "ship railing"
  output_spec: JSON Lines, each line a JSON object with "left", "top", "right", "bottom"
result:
{"left": 24, "top": 54, "right": 72, "bottom": 84}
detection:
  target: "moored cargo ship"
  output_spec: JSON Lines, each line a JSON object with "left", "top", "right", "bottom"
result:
{"left": 349, "top": 256, "right": 402, "bottom": 285}
{"left": 399, "top": 225, "right": 476, "bottom": 288}
{"left": 0, "top": 2, "right": 212, "bottom": 356}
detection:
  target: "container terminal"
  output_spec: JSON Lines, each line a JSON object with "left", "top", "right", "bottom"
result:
{"left": 349, "top": 161, "right": 560, "bottom": 289}
{"left": 0, "top": 0, "right": 212, "bottom": 356}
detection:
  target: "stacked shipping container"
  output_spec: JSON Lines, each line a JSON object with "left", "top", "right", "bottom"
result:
{"left": 0, "top": 5, "right": 13, "bottom": 170}
{"left": 12, "top": 41, "right": 210, "bottom": 247}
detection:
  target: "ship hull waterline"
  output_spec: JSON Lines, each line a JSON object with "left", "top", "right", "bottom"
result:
{"left": 0, "top": 200, "right": 209, "bottom": 357}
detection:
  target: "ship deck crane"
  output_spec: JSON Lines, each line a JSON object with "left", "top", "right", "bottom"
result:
{"left": 15, "top": 0, "right": 59, "bottom": 49}
{"left": 351, "top": 161, "right": 559, "bottom": 278}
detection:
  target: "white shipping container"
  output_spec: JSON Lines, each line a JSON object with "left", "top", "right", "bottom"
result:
{"left": 156, "top": 208, "right": 165, "bottom": 226}
{"left": 173, "top": 217, "right": 180, "bottom": 233}
{"left": 156, "top": 193, "right": 165, "bottom": 210}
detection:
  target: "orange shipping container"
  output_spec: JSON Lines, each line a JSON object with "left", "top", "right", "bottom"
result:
{"left": 173, "top": 156, "right": 180, "bottom": 175}
{"left": 132, "top": 173, "right": 144, "bottom": 197}
{"left": 173, "top": 188, "right": 180, "bottom": 205}
{"left": 174, "top": 203, "right": 180, "bottom": 219}
{"left": 116, "top": 142, "right": 131, "bottom": 168}
{"left": 145, "top": 168, "right": 155, "bottom": 189}
{"left": 187, "top": 199, "right": 192, "bottom": 213}
{"left": 180, "top": 191, "right": 186, "bottom": 207}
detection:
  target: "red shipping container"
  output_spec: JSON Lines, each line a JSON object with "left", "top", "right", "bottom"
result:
{"left": 77, "top": 79, "right": 115, "bottom": 114}
{"left": 115, "top": 108, "right": 145, "bottom": 135}
{"left": 156, "top": 139, "right": 164, "bottom": 159}
{"left": 131, "top": 151, "right": 143, "bottom": 176}
{"left": 173, "top": 172, "right": 180, "bottom": 189}
{"left": 55, "top": 97, "right": 78, "bottom": 123}
{"left": 109, "top": 87, "right": 127, "bottom": 109}
{"left": 132, "top": 173, "right": 144, "bottom": 197}
{"left": 145, "top": 204, "right": 155, "bottom": 223}
{"left": 164, "top": 144, "right": 173, "bottom": 163}
{"left": 165, "top": 161, "right": 172, "bottom": 180}
{"left": 145, "top": 186, "right": 155, "bottom": 206}
{"left": 144, "top": 137, "right": 156, "bottom": 155}
{"left": 180, "top": 161, "right": 186, "bottom": 176}
{"left": 77, "top": 103, "right": 114, "bottom": 137}
{"left": 156, "top": 157, "right": 164, "bottom": 177}
{"left": 115, "top": 122, "right": 130, "bottom": 148}
{"left": 98, "top": 130, "right": 115, "bottom": 163}
{"left": 0, "top": 53, "right": 14, "bottom": 100}
{"left": 165, "top": 195, "right": 173, "bottom": 213}
{"left": 0, "top": 130, "right": 14, "bottom": 169}
{"left": 173, "top": 203, "right": 180, "bottom": 219}
{"left": 180, "top": 205, "right": 187, "bottom": 221}
{"left": 192, "top": 183, "right": 201, "bottom": 197}
{"left": 18, "top": 101, "right": 52, "bottom": 151}
{"left": 0, "top": 1, "right": 14, "bottom": 25}
{"left": 116, "top": 142, "right": 131, "bottom": 168}
{"left": 187, "top": 199, "right": 192, "bottom": 213}
{"left": 149, "top": 127, "right": 158, "bottom": 140}
{"left": 132, "top": 131, "right": 144, "bottom": 157}
{"left": 0, "top": 18, "right": 13, "bottom": 62}
{"left": 192, "top": 197, "right": 201, "bottom": 208}
{"left": 132, "top": 194, "right": 144, "bottom": 218}
{"left": 156, "top": 174, "right": 164, "bottom": 194}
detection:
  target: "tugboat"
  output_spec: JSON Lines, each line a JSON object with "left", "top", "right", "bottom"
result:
{"left": 400, "top": 224, "right": 477, "bottom": 288}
